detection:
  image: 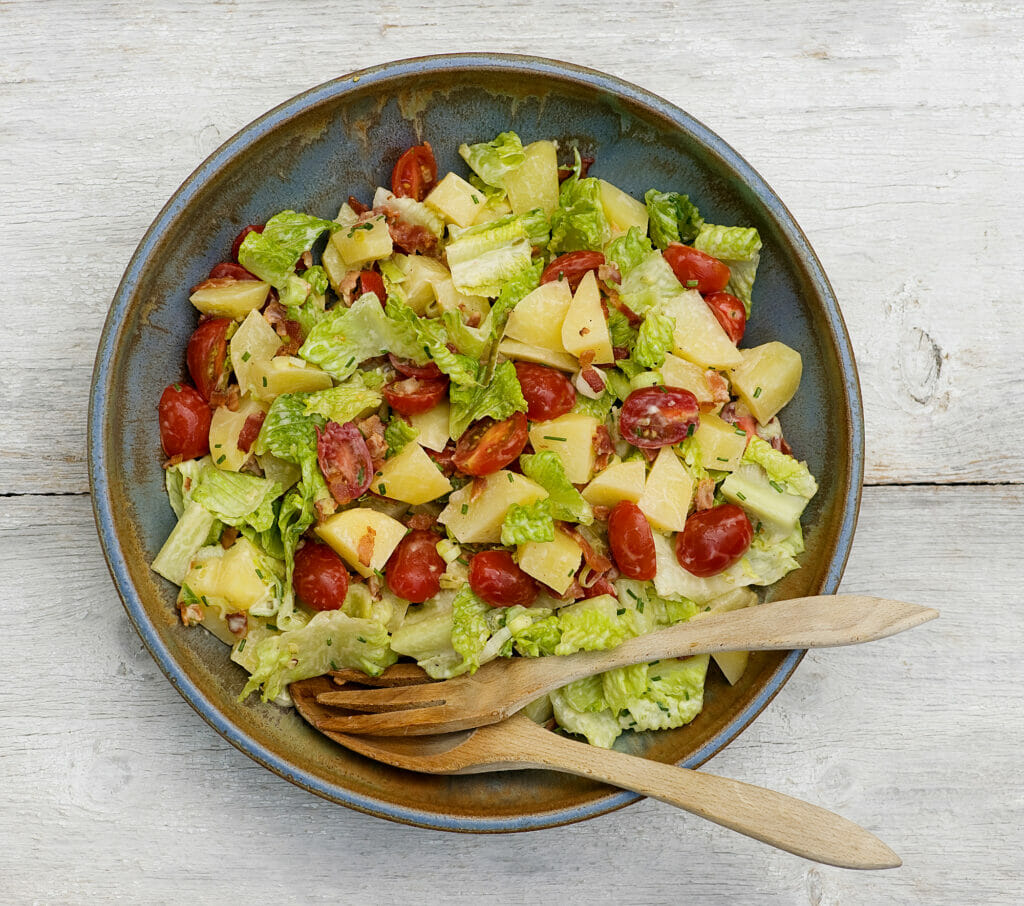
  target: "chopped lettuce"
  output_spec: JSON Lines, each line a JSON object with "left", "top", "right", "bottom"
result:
{"left": 693, "top": 224, "right": 762, "bottom": 314}
{"left": 633, "top": 311, "right": 675, "bottom": 369}
{"left": 384, "top": 417, "right": 419, "bottom": 458}
{"left": 571, "top": 390, "right": 617, "bottom": 422}
{"left": 742, "top": 435, "right": 818, "bottom": 498}
{"left": 510, "top": 611, "right": 561, "bottom": 657}
{"left": 618, "top": 249, "right": 687, "bottom": 316}
{"left": 501, "top": 499, "right": 555, "bottom": 545}
{"left": 607, "top": 307, "right": 638, "bottom": 349}
{"left": 384, "top": 296, "right": 479, "bottom": 387}
{"left": 550, "top": 688, "right": 623, "bottom": 749}
{"left": 165, "top": 456, "right": 209, "bottom": 518}
{"left": 151, "top": 500, "right": 219, "bottom": 585}
{"left": 519, "top": 451, "right": 593, "bottom": 525}
{"left": 601, "top": 663, "right": 650, "bottom": 713}
{"left": 252, "top": 393, "right": 330, "bottom": 509}
{"left": 448, "top": 360, "right": 527, "bottom": 438}
{"left": 303, "top": 379, "right": 381, "bottom": 425}
{"left": 281, "top": 270, "right": 328, "bottom": 337}
{"left": 644, "top": 189, "right": 703, "bottom": 248}
{"left": 445, "top": 213, "right": 534, "bottom": 297}
{"left": 238, "top": 210, "right": 340, "bottom": 289}
{"left": 549, "top": 175, "right": 611, "bottom": 254}
{"left": 458, "top": 131, "right": 525, "bottom": 188}
{"left": 618, "top": 655, "right": 709, "bottom": 733}
{"left": 441, "top": 310, "right": 491, "bottom": 359}
{"left": 605, "top": 226, "right": 655, "bottom": 277}
{"left": 191, "top": 465, "right": 281, "bottom": 532}
{"left": 488, "top": 257, "right": 544, "bottom": 334}
{"left": 450, "top": 585, "right": 493, "bottom": 675}
{"left": 554, "top": 595, "right": 632, "bottom": 656}
{"left": 274, "top": 485, "right": 317, "bottom": 630}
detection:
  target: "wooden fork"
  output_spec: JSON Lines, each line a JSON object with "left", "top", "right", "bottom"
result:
{"left": 314, "top": 594, "right": 937, "bottom": 735}
{"left": 292, "top": 676, "right": 901, "bottom": 870}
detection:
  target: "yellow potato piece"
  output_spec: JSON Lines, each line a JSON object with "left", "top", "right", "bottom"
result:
{"left": 638, "top": 447, "right": 694, "bottom": 532}
{"left": 662, "top": 288, "right": 742, "bottom": 369}
{"left": 598, "top": 179, "right": 649, "bottom": 236}
{"left": 498, "top": 338, "right": 578, "bottom": 373}
{"left": 189, "top": 280, "right": 271, "bottom": 319}
{"left": 693, "top": 412, "right": 748, "bottom": 473}
{"left": 251, "top": 356, "right": 333, "bottom": 402}
{"left": 517, "top": 531, "right": 583, "bottom": 595}
{"left": 208, "top": 395, "right": 269, "bottom": 472}
{"left": 438, "top": 471, "right": 548, "bottom": 544}
{"left": 561, "top": 271, "right": 613, "bottom": 364}
{"left": 425, "top": 171, "right": 485, "bottom": 228}
{"left": 330, "top": 215, "right": 393, "bottom": 270}
{"left": 504, "top": 281, "right": 573, "bottom": 354}
{"left": 529, "top": 413, "right": 600, "bottom": 484}
{"left": 582, "top": 459, "right": 647, "bottom": 508}
{"left": 728, "top": 341, "right": 803, "bottom": 423}
{"left": 374, "top": 442, "right": 453, "bottom": 505}
{"left": 409, "top": 401, "right": 450, "bottom": 452}
{"left": 316, "top": 509, "right": 408, "bottom": 578}
{"left": 504, "top": 141, "right": 560, "bottom": 215}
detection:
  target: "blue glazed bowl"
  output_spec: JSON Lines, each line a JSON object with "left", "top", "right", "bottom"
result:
{"left": 89, "top": 54, "right": 863, "bottom": 832}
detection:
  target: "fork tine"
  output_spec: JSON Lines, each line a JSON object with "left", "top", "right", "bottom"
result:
{"left": 317, "top": 684, "right": 448, "bottom": 713}
{"left": 329, "top": 663, "right": 432, "bottom": 687}
{"left": 316, "top": 705, "right": 459, "bottom": 736}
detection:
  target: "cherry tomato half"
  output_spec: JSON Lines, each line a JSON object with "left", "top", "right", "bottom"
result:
{"left": 358, "top": 269, "right": 386, "bottom": 302}
{"left": 382, "top": 375, "right": 449, "bottom": 416}
{"left": 386, "top": 530, "right": 446, "bottom": 603}
{"left": 513, "top": 362, "right": 575, "bottom": 422}
{"left": 619, "top": 386, "right": 700, "bottom": 449}
{"left": 293, "top": 542, "right": 350, "bottom": 611}
{"left": 675, "top": 504, "right": 753, "bottom": 578}
{"left": 468, "top": 550, "right": 538, "bottom": 607}
{"left": 389, "top": 353, "right": 442, "bottom": 380}
{"left": 607, "top": 501, "right": 657, "bottom": 581}
{"left": 704, "top": 291, "right": 746, "bottom": 345}
{"left": 209, "top": 262, "right": 258, "bottom": 281}
{"left": 663, "top": 244, "right": 730, "bottom": 294}
{"left": 158, "top": 383, "right": 211, "bottom": 460}
{"left": 186, "top": 318, "right": 232, "bottom": 402}
{"left": 391, "top": 143, "right": 438, "bottom": 202}
{"left": 540, "top": 251, "right": 606, "bottom": 293}
{"left": 453, "top": 412, "right": 529, "bottom": 476}
{"left": 316, "top": 421, "right": 374, "bottom": 506}
{"left": 231, "top": 224, "right": 264, "bottom": 262}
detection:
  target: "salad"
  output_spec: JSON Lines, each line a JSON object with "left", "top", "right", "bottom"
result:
{"left": 151, "top": 132, "right": 818, "bottom": 748}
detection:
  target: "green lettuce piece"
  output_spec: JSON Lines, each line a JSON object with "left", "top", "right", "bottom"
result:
{"left": 238, "top": 210, "right": 340, "bottom": 289}
{"left": 616, "top": 357, "right": 646, "bottom": 380}
{"left": 644, "top": 189, "right": 703, "bottom": 248}
{"left": 742, "top": 435, "right": 818, "bottom": 498}
{"left": 275, "top": 485, "right": 317, "bottom": 630}
{"left": 468, "top": 173, "right": 507, "bottom": 202}
{"left": 252, "top": 393, "right": 330, "bottom": 508}
{"left": 448, "top": 360, "right": 527, "bottom": 438}
{"left": 738, "top": 524, "right": 805, "bottom": 587}
{"left": 693, "top": 224, "right": 762, "bottom": 314}
{"left": 554, "top": 595, "right": 632, "bottom": 656}
{"left": 489, "top": 257, "right": 544, "bottom": 333}
{"left": 441, "top": 310, "right": 491, "bottom": 359}
{"left": 605, "top": 226, "right": 655, "bottom": 277}
{"left": 445, "top": 213, "right": 535, "bottom": 298}
{"left": 300, "top": 265, "right": 329, "bottom": 296}
{"left": 549, "top": 175, "right": 611, "bottom": 254}
{"left": 602, "top": 663, "right": 650, "bottom": 713}
{"left": 384, "top": 296, "right": 479, "bottom": 387}
{"left": 280, "top": 269, "right": 327, "bottom": 337}
{"left": 450, "top": 585, "right": 493, "bottom": 675}
{"left": 165, "top": 456, "right": 209, "bottom": 518}
{"left": 303, "top": 380, "right": 381, "bottom": 425}
{"left": 633, "top": 311, "right": 675, "bottom": 369}
{"left": 191, "top": 465, "right": 281, "bottom": 532}
{"left": 606, "top": 307, "right": 638, "bottom": 349}
{"left": 549, "top": 687, "right": 622, "bottom": 748}
{"left": 721, "top": 462, "right": 811, "bottom": 541}
{"left": 519, "top": 451, "right": 593, "bottom": 525}
{"left": 561, "top": 673, "right": 607, "bottom": 713}
{"left": 511, "top": 612, "right": 560, "bottom": 657}
{"left": 239, "top": 610, "right": 397, "bottom": 702}
{"left": 617, "top": 655, "right": 709, "bottom": 732}
{"left": 384, "top": 417, "right": 419, "bottom": 458}
{"left": 675, "top": 435, "right": 709, "bottom": 483}
{"left": 615, "top": 579, "right": 699, "bottom": 635}
{"left": 571, "top": 390, "right": 617, "bottom": 422}
{"left": 604, "top": 369, "right": 632, "bottom": 402}
{"left": 618, "top": 250, "right": 687, "bottom": 316}
{"left": 151, "top": 500, "right": 219, "bottom": 585}
{"left": 501, "top": 499, "right": 555, "bottom": 545}
{"left": 458, "top": 131, "right": 525, "bottom": 188}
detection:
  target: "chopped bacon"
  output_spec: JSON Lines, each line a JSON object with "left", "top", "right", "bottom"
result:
{"left": 366, "top": 574, "right": 383, "bottom": 599}
{"left": 297, "top": 250, "right": 313, "bottom": 270}
{"left": 559, "top": 522, "right": 612, "bottom": 574}
{"left": 597, "top": 262, "right": 622, "bottom": 286}
{"left": 225, "top": 612, "right": 248, "bottom": 636}
{"left": 469, "top": 476, "right": 488, "bottom": 503}
{"left": 773, "top": 435, "right": 794, "bottom": 456}
{"left": 695, "top": 478, "right": 716, "bottom": 512}
{"left": 179, "top": 599, "right": 204, "bottom": 627}
{"left": 592, "top": 504, "right": 611, "bottom": 522}
{"left": 592, "top": 424, "right": 615, "bottom": 472}
{"left": 405, "top": 513, "right": 435, "bottom": 532}
{"left": 354, "top": 415, "right": 388, "bottom": 471}
{"left": 348, "top": 195, "right": 370, "bottom": 215}
{"left": 377, "top": 207, "right": 439, "bottom": 256}
{"left": 209, "top": 385, "right": 240, "bottom": 411}
{"left": 356, "top": 526, "right": 377, "bottom": 567}
{"left": 238, "top": 411, "right": 266, "bottom": 453}
{"left": 581, "top": 365, "right": 606, "bottom": 394}
{"left": 426, "top": 441, "right": 458, "bottom": 478}
{"left": 220, "top": 526, "right": 240, "bottom": 549}
{"left": 558, "top": 154, "right": 595, "bottom": 181}
{"left": 264, "top": 301, "right": 303, "bottom": 355}
{"left": 314, "top": 496, "right": 338, "bottom": 521}
{"left": 704, "top": 370, "right": 731, "bottom": 410}
{"left": 461, "top": 307, "right": 482, "bottom": 328}
{"left": 336, "top": 269, "right": 361, "bottom": 305}
{"left": 578, "top": 350, "right": 595, "bottom": 368}
{"left": 607, "top": 291, "right": 643, "bottom": 327}
{"left": 612, "top": 346, "right": 630, "bottom": 361}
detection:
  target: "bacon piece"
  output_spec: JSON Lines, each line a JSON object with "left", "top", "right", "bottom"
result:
{"left": 695, "top": 478, "right": 716, "bottom": 512}
{"left": 297, "top": 250, "right": 313, "bottom": 270}
{"left": 264, "top": 301, "right": 303, "bottom": 355}
{"left": 348, "top": 195, "right": 370, "bottom": 215}
{"left": 426, "top": 441, "right": 458, "bottom": 478}
{"left": 597, "top": 262, "right": 622, "bottom": 286}
{"left": 704, "top": 370, "right": 731, "bottom": 409}
{"left": 357, "top": 526, "right": 377, "bottom": 567}
{"left": 581, "top": 365, "right": 606, "bottom": 394}
{"left": 377, "top": 207, "right": 439, "bottom": 256}
{"left": 179, "top": 599, "right": 204, "bottom": 627}
{"left": 209, "top": 385, "right": 240, "bottom": 411}
{"left": 558, "top": 154, "right": 595, "bottom": 181}
{"left": 469, "top": 476, "right": 488, "bottom": 503}
{"left": 225, "top": 612, "right": 248, "bottom": 636}
{"left": 612, "top": 346, "right": 630, "bottom": 361}
{"left": 559, "top": 522, "right": 612, "bottom": 574}
{"left": 354, "top": 414, "right": 388, "bottom": 471}
{"left": 608, "top": 292, "right": 643, "bottom": 327}
{"left": 366, "top": 574, "right": 383, "bottom": 599}
{"left": 592, "top": 424, "right": 615, "bottom": 472}
{"left": 335, "top": 269, "right": 361, "bottom": 306}
{"left": 220, "top": 526, "right": 240, "bottom": 549}
{"left": 591, "top": 504, "right": 611, "bottom": 522}
{"left": 237, "top": 411, "right": 266, "bottom": 454}
{"left": 405, "top": 513, "right": 435, "bottom": 532}
{"left": 773, "top": 436, "right": 794, "bottom": 456}
{"left": 314, "top": 497, "right": 338, "bottom": 521}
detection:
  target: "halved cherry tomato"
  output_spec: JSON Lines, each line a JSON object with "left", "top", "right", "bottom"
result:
{"left": 186, "top": 318, "right": 232, "bottom": 402}
{"left": 675, "top": 504, "right": 753, "bottom": 577}
{"left": 231, "top": 224, "right": 264, "bottom": 262}
{"left": 237, "top": 411, "right": 266, "bottom": 454}
{"left": 704, "top": 291, "right": 746, "bottom": 344}
{"left": 358, "top": 269, "right": 386, "bottom": 301}
{"left": 293, "top": 542, "right": 350, "bottom": 611}
{"left": 386, "top": 530, "right": 446, "bottom": 603}
{"left": 468, "top": 550, "right": 538, "bottom": 607}
{"left": 382, "top": 375, "right": 449, "bottom": 416}
{"left": 540, "top": 251, "right": 606, "bottom": 293}
{"left": 663, "top": 244, "right": 730, "bottom": 294}
{"left": 391, "top": 143, "right": 438, "bottom": 201}
{"left": 607, "top": 502, "right": 657, "bottom": 581}
{"left": 209, "top": 262, "right": 257, "bottom": 281}
{"left": 389, "top": 353, "right": 442, "bottom": 380}
{"left": 316, "top": 421, "right": 374, "bottom": 506}
{"left": 513, "top": 362, "right": 575, "bottom": 422}
{"left": 158, "top": 383, "right": 211, "bottom": 460}
{"left": 619, "top": 386, "right": 700, "bottom": 449}
{"left": 453, "top": 412, "right": 529, "bottom": 476}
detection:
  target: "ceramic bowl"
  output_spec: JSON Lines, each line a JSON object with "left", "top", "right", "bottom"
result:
{"left": 89, "top": 53, "right": 863, "bottom": 831}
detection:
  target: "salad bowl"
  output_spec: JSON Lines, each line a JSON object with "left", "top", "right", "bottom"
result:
{"left": 88, "top": 53, "right": 863, "bottom": 831}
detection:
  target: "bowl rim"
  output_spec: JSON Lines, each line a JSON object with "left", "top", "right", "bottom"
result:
{"left": 88, "top": 52, "right": 864, "bottom": 833}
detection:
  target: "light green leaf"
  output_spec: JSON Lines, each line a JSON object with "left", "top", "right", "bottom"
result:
{"left": 549, "top": 175, "right": 611, "bottom": 254}
{"left": 458, "top": 131, "right": 525, "bottom": 188}
{"left": 519, "top": 451, "right": 593, "bottom": 524}
{"left": 500, "top": 499, "right": 555, "bottom": 545}
{"left": 191, "top": 465, "right": 281, "bottom": 532}
{"left": 605, "top": 226, "right": 655, "bottom": 277}
{"left": 448, "top": 360, "right": 527, "bottom": 439}
{"left": 445, "top": 213, "right": 534, "bottom": 297}
{"left": 634, "top": 311, "right": 675, "bottom": 368}
{"left": 384, "top": 417, "right": 419, "bottom": 458}
{"left": 644, "top": 189, "right": 703, "bottom": 248}
{"left": 742, "top": 435, "right": 818, "bottom": 498}
{"left": 238, "top": 210, "right": 340, "bottom": 289}
{"left": 303, "top": 379, "right": 381, "bottom": 425}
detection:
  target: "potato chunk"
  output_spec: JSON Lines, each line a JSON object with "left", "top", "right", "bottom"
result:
{"left": 208, "top": 395, "right": 269, "bottom": 472}
{"left": 316, "top": 509, "right": 408, "bottom": 578}
{"left": 504, "top": 141, "right": 560, "bottom": 215}
{"left": 251, "top": 356, "right": 332, "bottom": 401}
{"left": 728, "top": 342, "right": 802, "bottom": 423}
{"left": 438, "top": 471, "right": 548, "bottom": 543}
{"left": 425, "top": 172, "right": 484, "bottom": 228}
{"left": 230, "top": 310, "right": 282, "bottom": 398}
{"left": 497, "top": 338, "right": 578, "bottom": 373}
{"left": 561, "top": 271, "right": 613, "bottom": 364}
{"left": 504, "top": 281, "right": 573, "bottom": 354}
{"left": 528, "top": 414, "right": 600, "bottom": 484}
{"left": 517, "top": 531, "right": 583, "bottom": 595}
{"left": 662, "top": 288, "right": 742, "bottom": 369}
{"left": 582, "top": 459, "right": 647, "bottom": 508}
{"left": 638, "top": 447, "right": 694, "bottom": 532}
{"left": 189, "top": 279, "right": 271, "bottom": 319}
{"left": 409, "top": 401, "right": 450, "bottom": 452}
{"left": 374, "top": 442, "right": 453, "bottom": 505}
{"left": 658, "top": 353, "right": 714, "bottom": 406}
{"left": 693, "top": 412, "right": 748, "bottom": 473}
{"left": 598, "top": 179, "right": 649, "bottom": 236}
{"left": 329, "top": 215, "right": 393, "bottom": 270}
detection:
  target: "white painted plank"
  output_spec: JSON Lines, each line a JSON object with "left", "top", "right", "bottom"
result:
{"left": 2, "top": 0, "right": 1024, "bottom": 491}
{"left": 0, "top": 486, "right": 1020, "bottom": 903}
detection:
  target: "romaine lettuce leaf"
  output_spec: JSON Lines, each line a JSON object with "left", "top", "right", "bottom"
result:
{"left": 384, "top": 296, "right": 479, "bottom": 387}
{"left": 448, "top": 360, "right": 527, "bottom": 438}
{"left": 500, "top": 499, "right": 555, "bottom": 545}
{"left": 252, "top": 393, "right": 330, "bottom": 509}
{"left": 693, "top": 224, "right": 762, "bottom": 314}
{"left": 561, "top": 673, "right": 607, "bottom": 713}
{"left": 458, "top": 131, "right": 525, "bottom": 188}
{"left": 742, "top": 435, "right": 818, "bottom": 498}
{"left": 165, "top": 456, "right": 210, "bottom": 518}
{"left": 238, "top": 210, "right": 340, "bottom": 289}
{"left": 151, "top": 500, "right": 219, "bottom": 585}
{"left": 644, "top": 189, "right": 703, "bottom": 248}
{"left": 519, "top": 451, "right": 593, "bottom": 525}
{"left": 633, "top": 311, "right": 675, "bottom": 369}
{"left": 571, "top": 390, "right": 617, "bottom": 422}
{"left": 554, "top": 595, "right": 632, "bottom": 656}
{"left": 510, "top": 612, "right": 561, "bottom": 657}
{"left": 303, "top": 379, "right": 381, "bottom": 425}
{"left": 606, "top": 307, "right": 638, "bottom": 350}
{"left": 488, "top": 257, "right": 544, "bottom": 334}
{"left": 617, "top": 655, "right": 708, "bottom": 732}
{"left": 618, "top": 250, "right": 686, "bottom": 316}
{"left": 450, "top": 584, "right": 493, "bottom": 675}
{"left": 191, "top": 465, "right": 281, "bottom": 532}
{"left": 605, "top": 226, "right": 655, "bottom": 277}
{"left": 549, "top": 175, "right": 611, "bottom": 254}
{"left": 601, "top": 663, "right": 650, "bottom": 713}
{"left": 549, "top": 687, "right": 622, "bottom": 748}
{"left": 383, "top": 417, "right": 419, "bottom": 458}
{"left": 445, "top": 213, "right": 534, "bottom": 297}
{"left": 274, "top": 484, "right": 317, "bottom": 630}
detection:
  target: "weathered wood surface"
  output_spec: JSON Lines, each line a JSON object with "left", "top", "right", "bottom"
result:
{"left": 2, "top": 0, "right": 1022, "bottom": 902}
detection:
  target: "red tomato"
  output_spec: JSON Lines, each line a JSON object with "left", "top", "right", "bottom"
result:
{"left": 231, "top": 224, "right": 264, "bottom": 261}
{"left": 389, "top": 353, "right": 442, "bottom": 380}
{"left": 607, "top": 502, "right": 657, "bottom": 580}
{"left": 513, "top": 362, "right": 575, "bottom": 422}
{"left": 382, "top": 375, "right": 449, "bottom": 416}
{"left": 158, "top": 383, "right": 211, "bottom": 460}
{"left": 292, "top": 542, "right": 350, "bottom": 611}
{"left": 358, "top": 269, "right": 386, "bottom": 301}
{"left": 704, "top": 291, "right": 746, "bottom": 344}
{"left": 619, "top": 386, "right": 700, "bottom": 449}
{"left": 385, "top": 530, "right": 446, "bottom": 603}
{"left": 540, "top": 251, "right": 606, "bottom": 292}
{"left": 663, "top": 244, "right": 731, "bottom": 294}
{"left": 208, "top": 262, "right": 257, "bottom": 281}
{"left": 453, "top": 412, "right": 529, "bottom": 476}
{"left": 675, "top": 504, "right": 753, "bottom": 577}
{"left": 186, "top": 318, "right": 232, "bottom": 402}
{"left": 468, "top": 550, "right": 538, "bottom": 607}
{"left": 316, "top": 421, "right": 374, "bottom": 506}
{"left": 391, "top": 143, "right": 438, "bottom": 201}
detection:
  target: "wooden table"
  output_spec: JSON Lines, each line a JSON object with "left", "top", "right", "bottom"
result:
{"left": 3, "top": 2, "right": 1021, "bottom": 902}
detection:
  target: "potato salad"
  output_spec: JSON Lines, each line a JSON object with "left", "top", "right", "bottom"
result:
{"left": 151, "top": 133, "right": 818, "bottom": 748}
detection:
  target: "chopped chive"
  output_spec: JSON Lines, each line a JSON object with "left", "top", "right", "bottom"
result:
{"left": 172, "top": 383, "right": 182, "bottom": 392}
{"left": 651, "top": 675, "right": 661, "bottom": 682}
{"left": 657, "top": 701, "right": 669, "bottom": 712}
{"left": 214, "top": 443, "right": 222, "bottom": 449}
{"left": 626, "top": 589, "right": 640, "bottom": 602}
{"left": 357, "top": 466, "right": 365, "bottom": 484}
{"left": 216, "top": 455, "right": 226, "bottom": 464}
{"left": 616, "top": 608, "right": 625, "bottom": 616}
{"left": 330, "top": 659, "right": 339, "bottom": 670}
{"left": 461, "top": 504, "right": 469, "bottom": 514}
{"left": 471, "top": 194, "right": 480, "bottom": 204}
{"left": 507, "top": 473, "right": 514, "bottom": 483}
{"left": 704, "top": 606, "right": 711, "bottom": 612}
{"left": 716, "top": 456, "right": 728, "bottom": 462}
{"left": 345, "top": 356, "right": 355, "bottom": 367}
{"left": 262, "top": 376, "right": 268, "bottom": 387}
{"left": 238, "top": 638, "right": 246, "bottom": 652}
{"left": 753, "top": 386, "right": 762, "bottom": 399}
{"left": 378, "top": 483, "right": 386, "bottom": 494}
{"left": 687, "top": 423, "right": 695, "bottom": 437}
{"left": 769, "top": 479, "right": 785, "bottom": 494}
{"left": 686, "top": 279, "right": 698, "bottom": 288}
{"left": 736, "top": 491, "right": 747, "bottom": 501}
{"left": 326, "top": 637, "right": 333, "bottom": 647}
{"left": 684, "top": 691, "right": 690, "bottom": 700}
{"left": 423, "top": 345, "right": 431, "bottom": 358}
{"left": 457, "top": 557, "right": 468, "bottom": 566}
{"left": 735, "top": 428, "right": 746, "bottom": 436}
{"left": 357, "top": 636, "right": 366, "bottom": 643}
{"left": 636, "top": 600, "right": 645, "bottom": 613}
{"left": 266, "top": 624, "right": 278, "bottom": 631}
{"left": 543, "top": 435, "right": 567, "bottom": 442}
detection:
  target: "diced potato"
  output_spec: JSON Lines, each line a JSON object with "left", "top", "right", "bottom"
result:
{"left": 429, "top": 275, "right": 490, "bottom": 322}
{"left": 471, "top": 195, "right": 512, "bottom": 225}
{"left": 374, "top": 442, "right": 453, "bottom": 505}
{"left": 409, "top": 401, "right": 450, "bottom": 452}
{"left": 321, "top": 240, "right": 349, "bottom": 295}
{"left": 582, "top": 459, "right": 648, "bottom": 508}
{"left": 316, "top": 508, "right": 408, "bottom": 578}
{"left": 662, "top": 288, "right": 742, "bottom": 369}
{"left": 251, "top": 356, "right": 333, "bottom": 401}
{"left": 329, "top": 215, "right": 393, "bottom": 270}
{"left": 498, "top": 338, "right": 578, "bottom": 373}
{"left": 394, "top": 254, "right": 450, "bottom": 315}
{"left": 230, "top": 309, "right": 282, "bottom": 397}
{"left": 185, "top": 538, "right": 274, "bottom": 612}
{"left": 517, "top": 531, "right": 583, "bottom": 595}
{"left": 504, "top": 281, "right": 573, "bottom": 354}
{"left": 598, "top": 179, "right": 649, "bottom": 236}
{"left": 189, "top": 279, "right": 271, "bottom": 320}
{"left": 712, "top": 650, "right": 749, "bottom": 685}
{"left": 561, "top": 271, "right": 613, "bottom": 364}
{"left": 638, "top": 447, "right": 694, "bottom": 532}
{"left": 659, "top": 353, "right": 714, "bottom": 406}
{"left": 208, "top": 395, "right": 269, "bottom": 472}
{"left": 728, "top": 342, "right": 803, "bottom": 423}
{"left": 504, "top": 141, "right": 560, "bottom": 215}
{"left": 693, "top": 412, "right": 748, "bottom": 472}
{"left": 529, "top": 413, "right": 600, "bottom": 484}
{"left": 438, "top": 471, "right": 547, "bottom": 543}
{"left": 425, "top": 172, "right": 486, "bottom": 227}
